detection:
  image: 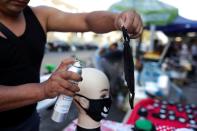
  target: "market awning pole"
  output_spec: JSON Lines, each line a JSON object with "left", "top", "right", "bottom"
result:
{"left": 149, "top": 24, "right": 156, "bottom": 51}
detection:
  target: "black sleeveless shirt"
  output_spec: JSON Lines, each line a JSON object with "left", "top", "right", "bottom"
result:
{"left": 0, "top": 6, "right": 46, "bottom": 127}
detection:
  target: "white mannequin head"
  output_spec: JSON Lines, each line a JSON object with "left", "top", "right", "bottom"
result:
{"left": 74, "top": 68, "right": 111, "bottom": 129}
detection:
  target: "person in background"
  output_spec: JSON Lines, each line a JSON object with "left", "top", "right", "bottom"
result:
{"left": 189, "top": 39, "right": 197, "bottom": 78}
{"left": 93, "top": 42, "right": 124, "bottom": 105}
{"left": 191, "top": 40, "right": 197, "bottom": 61}
{"left": 0, "top": 0, "right": 143, "bottom": 130}
{"left": 93, "top": 46, "right": 107, "bottom": 71}
{"left": 180, "top": 43, "right": 191, "bottom": 60}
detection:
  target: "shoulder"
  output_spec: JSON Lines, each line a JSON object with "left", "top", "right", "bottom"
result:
{"left": 31, "top": 6, "right": 56, "bottom": 14}
{"left": 29, "top": 6, "right": 54, "bottom": 32}
{"left": 31, "top": 5, "right": 68, "bottom": 19}
{"left": 30, "top": 6, "right": 52, "bottom": 21}
{"left": 30, "top": 6, "right": 71, "bottom": 32}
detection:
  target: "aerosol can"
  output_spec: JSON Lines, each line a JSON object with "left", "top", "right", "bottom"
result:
{"left": 51, "top": 60, "right": 82, "bottom": 122}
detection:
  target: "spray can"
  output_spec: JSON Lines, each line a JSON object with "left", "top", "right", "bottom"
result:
{"left": 51, "top": 60, "right": 82, "bottom": 122}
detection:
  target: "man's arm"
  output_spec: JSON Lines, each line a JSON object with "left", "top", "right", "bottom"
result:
{"left": 47, "top": 9, "right": 117, "bottom": 33}
{"left": 0, "top": 84, "right": 44, "bottom": 112}
{"left": 0, "top": 59, "right": 81, "bottom": 112}
{"left": 32, "top": 6, "right": 143, "bottom": 37}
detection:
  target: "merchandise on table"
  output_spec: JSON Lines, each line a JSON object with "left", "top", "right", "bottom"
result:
{"left": 126, "top": 98, "right": 197, "bottom": 131}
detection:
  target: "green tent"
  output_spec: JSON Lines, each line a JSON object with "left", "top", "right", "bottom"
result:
{"left": 109, "top": 0, "right": 178, "bottom": 26}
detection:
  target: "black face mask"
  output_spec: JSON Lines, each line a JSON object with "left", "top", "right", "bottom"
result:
{"left": 122, "top": 27, "right": 135, "bottom": 109}
{"left": 76, "top": 94, "right": 112, "bottom": 122}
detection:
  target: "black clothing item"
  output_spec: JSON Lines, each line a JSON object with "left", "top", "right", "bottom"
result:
{"left": 122, "top": 27, "right": 135, "bottom": 109}
{"left": 76, "top": 125, "right": 100, "bottom": 131}
{"left": 75, "top": 94, "right": 112, "bottom": 122}
{"left": 0, "top": 6, "right": 46, "bottom": 128}
{"left": 0, "top": 111, "right": 40, "bottom": 131}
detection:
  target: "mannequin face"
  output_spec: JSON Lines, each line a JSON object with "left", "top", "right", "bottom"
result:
{"left": 74, "top": 68, "right": 111, "bottom": 122}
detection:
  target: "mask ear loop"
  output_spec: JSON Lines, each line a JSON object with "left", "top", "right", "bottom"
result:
{"left": 75, "top": 94, "right": 90, "bottom": 100}
{"left": 122, "top": 27, "right": 135, "bottom": 109}
{"left": 74, "top": 94, "right": 90, "bottom": 112}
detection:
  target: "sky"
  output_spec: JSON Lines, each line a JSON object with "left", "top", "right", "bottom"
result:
{"left": 159, "top": 0, "right": 197, "bottom": 20}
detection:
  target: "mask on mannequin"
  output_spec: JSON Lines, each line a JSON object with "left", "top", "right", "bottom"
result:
{"left": 75, "top": 94, "right": 112, "bottom": 122}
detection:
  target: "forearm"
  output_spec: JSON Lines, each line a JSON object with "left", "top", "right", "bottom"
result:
{"left": 43, "top": 6, "right": 118, "bottom": 33}
{"left": 0, "top": 83, "right": 45, "bottom": 112}
{"left": 0, "top": 59, "right": 82, "bottom": 112}
{"left": 85, "top": 11, "right": 118, "bottom": 33}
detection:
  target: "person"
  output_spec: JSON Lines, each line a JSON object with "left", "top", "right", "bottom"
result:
{"left": 93, "top": 42, "right": 124, "bottom": 101}
{"left": 93, "top": 46, "right": 107, "bottom": 71}
{"left": 101, "top": 42, "right": 124, "bottom": 100}
{"left": 102, "top": 42, "right": 123, "bottom": 63}
{"left": 191, "top": 40, "right": 197, "bottom": 61}
{"left": 179, "top": 43, "right": 191, "bottom": 61}
{"left": 0, "top": 0, "right": 143, "bottom": 130}
{"left": 191, "top": 39, "right": 197, "bottom": 76}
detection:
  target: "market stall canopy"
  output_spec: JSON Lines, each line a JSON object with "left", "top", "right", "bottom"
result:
{"left": 155, "top": 16, "right": 197, "bottom": 36}
{"left": 109, "top": 0, "right": 178, "bottom": 26}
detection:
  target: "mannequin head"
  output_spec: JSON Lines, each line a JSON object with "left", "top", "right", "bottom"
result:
{"left": 74, "top": 68, "right": 111, "bottom": 129}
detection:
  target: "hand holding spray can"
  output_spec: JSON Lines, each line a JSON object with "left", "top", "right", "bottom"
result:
{"left": 51, "top": 60, "right": 82, "bottom": 122}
